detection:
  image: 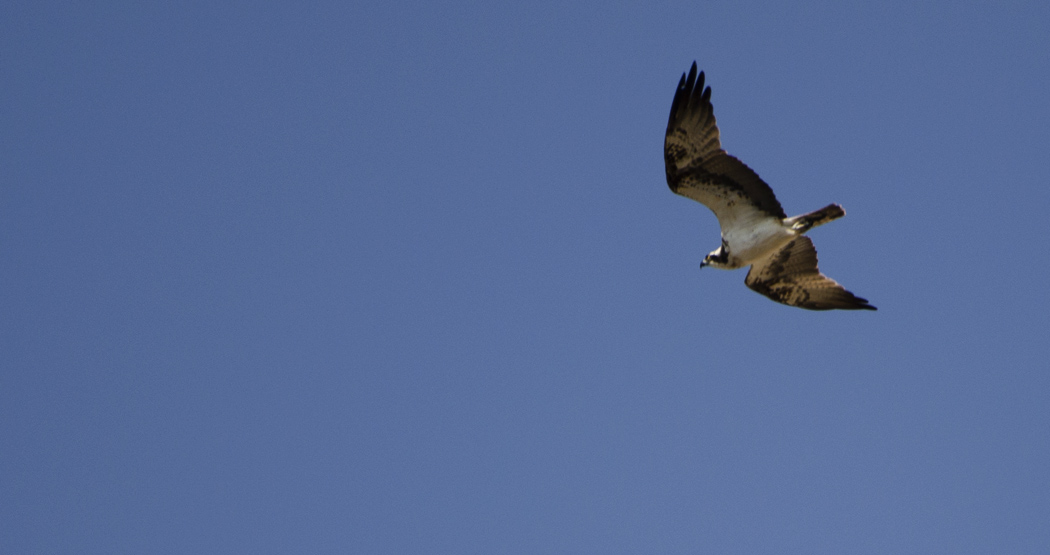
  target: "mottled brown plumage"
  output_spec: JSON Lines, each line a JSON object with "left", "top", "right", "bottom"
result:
{"left": 745, "top": 237, "right": 875, "bottom": 311}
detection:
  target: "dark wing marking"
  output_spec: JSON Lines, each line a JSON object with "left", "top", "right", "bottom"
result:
{"left": 744, "top": 237, "right": 876, "bottom": 311}
{"left": 664, "top": 62, "right": 786, "bottom": 222}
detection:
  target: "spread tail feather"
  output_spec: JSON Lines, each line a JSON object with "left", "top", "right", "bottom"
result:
{"left": 788, "top": 203, "right": 845, "bottom": 233}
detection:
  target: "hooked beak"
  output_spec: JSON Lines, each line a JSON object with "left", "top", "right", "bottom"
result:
{"left": 699, "top": 260, "right": 707, "bottom": 269}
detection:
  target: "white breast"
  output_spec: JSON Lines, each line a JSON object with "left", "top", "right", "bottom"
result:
{"left": 723, "top": 217, "right": 796, "bottom": 265}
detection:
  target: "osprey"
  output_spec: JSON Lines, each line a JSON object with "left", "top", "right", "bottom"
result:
{"left": 664, "top": 62, "right": 876, "bottom": 311}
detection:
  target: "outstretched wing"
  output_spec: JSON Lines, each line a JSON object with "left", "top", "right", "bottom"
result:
{"left": 745, "top": 237, "right": 876, "bottom": 311}
{"left": 664, "top": 61, "right": 786, "bottom": 230}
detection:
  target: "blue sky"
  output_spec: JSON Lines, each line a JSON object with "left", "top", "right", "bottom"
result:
{"left": 3, "top": 1, "right": 1049, "bottom": 553}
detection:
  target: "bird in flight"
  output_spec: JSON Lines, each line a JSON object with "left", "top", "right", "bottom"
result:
{"left": 664, "top": 62, "right": 876, "bottom": 311}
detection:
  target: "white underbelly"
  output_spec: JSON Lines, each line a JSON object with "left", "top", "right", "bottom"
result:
{"left": 724, "top": 219, "right": 796, "bottom": 265}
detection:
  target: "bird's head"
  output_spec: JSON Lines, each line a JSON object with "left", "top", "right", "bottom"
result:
{"left": 700, "top": 245, "right": 730, "bottom": 269}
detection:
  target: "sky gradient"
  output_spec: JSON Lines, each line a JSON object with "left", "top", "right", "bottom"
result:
{"left": 3, "top": 1, "right": 1049, "bottom": 553}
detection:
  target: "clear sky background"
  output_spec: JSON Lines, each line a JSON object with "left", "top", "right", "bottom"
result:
{"left": 3, "top": 1, "right": 1049, "bottom": 553}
